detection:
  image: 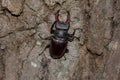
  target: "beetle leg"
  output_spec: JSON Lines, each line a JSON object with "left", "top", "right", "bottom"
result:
{"left": 72, "top": 28, "right": 81, "bottom": 35}
{"left": 62, "top": 49, "right": 69, "bottom": 60}
{"left": 63, "top": 56, "right": 66, "bottom": 60}
{"left": 67, "top": 35, "right": 80, "bottom": 42}
{"left": 65, "top": 48, "right": 69, "bottom": 53}
{"left": 50, "top": 21, "right": 56, "bottom": 34}
{"left": 72, "top": 36, "right": 80, "bottom": 41}
{"left": 39, "top": 34, "right": 53, "bottom": 40}
{"left": 39, "top": 44, "right": 50, "bottom": 56}
{"left": 67, "top": 28, "right": 81, "bottom": 42}
{"left": 44, "top": 36, "right": 53, "bottom": 40}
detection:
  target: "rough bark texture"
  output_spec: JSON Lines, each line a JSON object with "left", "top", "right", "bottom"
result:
{"left": 0, "top": 0, "right": 120, "bottom": 80}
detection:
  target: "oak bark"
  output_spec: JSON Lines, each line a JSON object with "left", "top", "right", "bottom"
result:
{"left": 0, "top": 0, "right": 120, "bottom": 80}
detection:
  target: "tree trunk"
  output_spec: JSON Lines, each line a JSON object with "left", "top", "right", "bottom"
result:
{"left": 0, "top": 0, "right": 120, "bottom": 80}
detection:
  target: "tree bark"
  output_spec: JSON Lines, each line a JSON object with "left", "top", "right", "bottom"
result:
{"left": 0, "top": 0, "right": 120, "bottom": 80}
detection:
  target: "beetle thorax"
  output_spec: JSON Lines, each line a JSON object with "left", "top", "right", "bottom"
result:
{"left": 54, "top": 30, "right": 67, "bottom": 39}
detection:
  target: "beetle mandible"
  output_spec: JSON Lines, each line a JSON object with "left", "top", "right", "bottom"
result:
{"left": 39, "top": 10, "right": 80, "bottom": 59}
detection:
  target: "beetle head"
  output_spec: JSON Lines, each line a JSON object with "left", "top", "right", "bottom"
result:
{"left": 55, "top": 10, "right": 70, "bottom": 30}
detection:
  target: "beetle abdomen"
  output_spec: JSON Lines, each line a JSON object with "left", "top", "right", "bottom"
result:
{"left": 50, "top": 38, "right": 67, "bottom": 59}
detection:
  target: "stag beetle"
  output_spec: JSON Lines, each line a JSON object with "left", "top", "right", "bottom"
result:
{"left": 39, "top": 10, "right": 80, "bottom": 59}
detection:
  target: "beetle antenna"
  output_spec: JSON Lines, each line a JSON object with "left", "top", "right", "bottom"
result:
{"left": 39, "top": 44, "right": 50, "bottom": 56}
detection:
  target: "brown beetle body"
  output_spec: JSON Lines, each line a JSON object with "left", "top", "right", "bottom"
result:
{"left": 50, "top": 38, "right": 67, "bottom": 59}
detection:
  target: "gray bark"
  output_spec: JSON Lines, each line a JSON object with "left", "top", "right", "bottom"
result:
{"left": 0, "top": 0, "right": 120, "bottom": 80}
